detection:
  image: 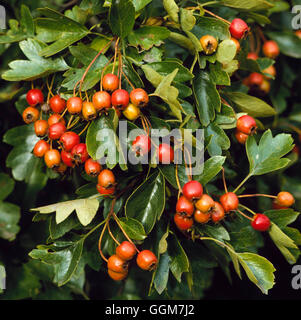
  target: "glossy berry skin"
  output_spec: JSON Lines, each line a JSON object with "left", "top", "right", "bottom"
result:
{"left": 60, "top": 131, "right": 80, "bottom": 152}
{"left": 67, "top": 97, "right": 83, "bottom": 115}
{"left": 26, "top": 89, "right": 44, "bottom": 106}
{"left": 251, "top": 214, "right": 271, "bottom": 231}
{"left": 263, "top": 65, "right": 276, "bottom": 79}
{"left": 276, "top": 191, "right": 295, "bottom": 207}
{"left": 97, "top": 184, "right": 115, "bottom": 195}
{"left": 262, "top": 40, "right": 280, "bottom": 59}
{"left": 220, "top": 192, "right": 239, "bottom": 212}
{"left": 108, "top": 269, "right": 128, "bottom": 281}
{"left": 107, "top": 254, "right": 128, "bottom": 273}
{"left": 71, "top": 143, "right": 89, "bottom": 164}
{"left": 236, "top": 115, "right": 257, "bottom": 135}
{"left": 194, "top": 210, "right": 211, "bottom": 224}
{"left": 61, "top": 150, "right": 75, "bottom": 168}
{"left": 33, "top": 140, "right": 50, "bottom": 158}
{"left": 116, "top": 241, "right": 137, "bottom": 261}
{"left": 49, "top": 95, "right": 66, "bottom": 113}
{"left": 123, "top": 103, "right": 140, "bottom": 121}
{"left": 132, "top": 135, "right": 151, "bottom": 156}
{"left": 92, "top": 91, "right": 111, "bottom": 111}
{"left": 200, "top": 35, "right": 218, "bottom": 55}
{"left": 48, "top": 122, "right": 66, "bottom": 140}
{"left": 48, "top": 113, "right": 66, "bottom": 127}
{"left": 157, "top": 143, "right": 174, "bottom": 164}
{"left": 182, "top": 180, "right": 203, "bottom": 201}
{"left": 97, "top": 169, "right": 115, "bottom": 188}
{"left": 23, "top": 107, "right": 40, "bottom": 124}
{"left": 211, "top": 202, "right": 225, "bottom": 223}
{"left": 249, "top": 72, "right": 264, "bottom": 86}
{"left": 136, "top": 250, "right": 158, "bottom": 271}
{"left": 102, "top": 73, "right": 119, "bottom": 92}
{"left": 229, "top": 18, "right": 249, "bottom": 39}
{"left": 111, "top": 89, "right": 130, "bottom": 109}
{"left": 44, "top": 149, "right": 61, "bottom": 169}
{"left": 235, "top": 130, "right": 249, "bottom": 145}
{"left": 130, "top": 88, "right": 149, "bottom": 108}
{"left": 82, "top": 101, "right": 97, "bottom": 121}
{"left": 247, "top": 52, "right": 258, "bottom": 60}
{"left": 174, "top": 213, "right": 194, "bottom": 230}
{"left": 195, "top": 194, "right": 215, "bottom": 213}
{"left": 176, "top": 196, "right": 194, "bottom": 216}
{"left": 34, "top": 120, "right": 49, "bottom": 137}
{"left": 84, "top": 158, "right": 102, "bottom": 177}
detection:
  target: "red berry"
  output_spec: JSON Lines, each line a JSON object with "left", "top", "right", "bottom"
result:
{"left": 107, "top": 254, "right": 128, "bottom": 273}
{"left": 60, "top": 131, "right": 80, "bottom": 152}
{"left": 111, "top": 89, "right": 130, "bottom": 109}
{"left": 33, "top": 140, "right": 50, "bottom": 158}
{"left": 262, "top": 40, "right": 280, "bottom": 59}
{"left": 136, "top": 250, "right": 158, "bottom": 271}
{"left": 132, "top": 135, "right": 151, "bottom": 156}
{"left": 276, "top": 191, "right": 295, "bottom": 207}
{"left": 97, "top": 169, "right": 115, "bottom": 189}
{"left": 82, "top": 101, "right": 97, "bottom": 121}
{"left": 236, "top": 115, "right": 257, "bottom": 135}
{"left": 229, "top": 18, "right": 249, "bottom": 39}
{"left": 34, "top": 120, "right": 49, "bottom": 137}
{"left": 157, "top": 143, "right": 174, "bottom": 164}
{"left": 296, "top": 30, "right": 301, "bottom": 39}
{"left": 108, "top": 269, "right": 128, "bottom": 281}
{"left": 97, "top": 184, "right": 115, "bottom": 195}
{"left": 67, "top": 97, "right": 83, "bottom": 115}
{"left": 249, "top": 72, "right": 264, "bottom": 86}
{"left": 22, "top": 107, "right": 40, "bottom": 124}
{"left": 48, "top": 122, "right": 66, "bottom": 140}
{"left": 92, "top": 91, "right": 111, "bottom": 111}
{"left": 263, "top": 65, "right": 276, "bottom": 79}
{"left": 182, "top": 180, "right": 203, "bottom": 201}
{"left": 211, "top": 202, "right": 225, "bottom": 223}
{"left": 44, "top": 149, "right": 61, "bottom": 169}
{"left": 174, "top": 213, "right": 194, "bottom": 230}
{"left": 71, "top": 143, "right": 89, "bottom": 164}
{"left": 195, "top": 194, "right": 215, "bottom": 213}
{"left": 130, "top": 88, "right": 149, "bottom": 108}
{"left": 247, "top": 52, "right": 258, "bottom": 60}
{"left": 176, "top": 196, "right": 194, "bottom": 216}
{"left": 84, "top": 158, "right": 102, "bottom": 177}
{"left": 220, "top": 192, "right": 239, "bottom": 212}
{"left": 235, "top": 130, "right": 249, "bottom": 145}
{"left": 26, "top": 89, "right": 44, "bottom": 106}
{"left": 194, "top": 210, "right": 211, "bottom": 224}
{"left": 49, "top": 95, "right": 66, "bottom": 113}
{"left": 116, "top": 241, "right": 137, "bottom": 261}
{"left": 102, "top": 73, "right": 119, "bottom": 92}
{"left": 48, "top": 113, "right": 66, "bottom": 127}
{"left": 251, "top": 214, "right": 271, "bottom": 231}
{"left": 61, "top": 150, "right": 74, "bottom": 167}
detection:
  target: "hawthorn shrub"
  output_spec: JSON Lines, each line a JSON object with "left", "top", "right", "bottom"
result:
{"left": 0, "top": 0, "right": 301, "bottom": 300}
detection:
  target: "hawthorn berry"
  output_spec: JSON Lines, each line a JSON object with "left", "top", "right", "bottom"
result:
{"left": 247, "top": 52, "right": 258, "bottom": 60}
{"left": 92, "top": 91, "right": 111, "bottom": 111}
{"left": 55, "top": 162, "right": 68, "bottom": 174}
{"left": 229, "top": 18, "right": 249, "bottom": 39}
{"left": 107, "top": 254, "right": 128, "bottom": 273}
{"left": 49, "top": 95, "right": 66, "bottom": 113}
{"left": 263, "top": 65, "right": 276, "bottom": 79}
{"left": 60, "top": 131, "right": 80, "bottom": 152}
{"left": 194, "top": 210, "right": 211, "bottom": 224}
{"left": 132, "top": 135, "right": 151, "bottom": 156}
{"left": 259, "top": 79, "right": 271, "bottom": 95}
{"left": 97, "top": 184, "right": 115, "bottom": 195}
{"left": 84, "top": 158, "right": 102, "bottom": 177}
{"left": 108, "top": 269, "right": 128, "bottom": 281}
{"left": 98, "top": 169, "right": 116, "bottom": 189}
{"left": 67, "top": 96, "right": 83, "bottom": 115}
{"left": 182, "top": 180, "right": 203, "bottom": 201}
{"left": 26, "top": 89, "right": 44, "bottom": 106}
{"left": 236, "top": 115, "right": 257, "bottom": 135}
{"left": 48, "top": 122, "right": 66, "bottom": 140}
{"left": 116, "top": 241, "right": 137, "bottom": 261}
{"left": 102, "top": 73, "right": 119, "bottom": 92}
{"left": 230, "top": 37, "right": 240, "bottom": 52}
{"left": 48, "top": 113, "right": 66, "bottom": 127}
{"left": 111, "top": 89, "right": 130, "bottom": 109}
{"left": 33, "top": 140, "right": 50, "bottom": 158}
{"left": 136, "top": 250, "right": 158, "bottom": 271}
{"left": 61, "top": 150, "right": 75, "bottom": 168}
{"left": 195, "top": 194, "right": 215, "bottom": 213}
{"left": 82, "top": 101, "right": 97, "bottom": 121}
{"left": 248, "top": 72, "right": 264, "bottom": 86}
{"left": 44, "top": 149, "right": 61, "bottom": 169}
{"left": 235, "top": 130, "right": 249, "bottom": 145}
{"left": 296, "top": 30, "right": 301, "bottom": 39}
{"left": 71, "top": 143, "right": 89, "bottom": 164}
{"left": 22, "top": 107, "right": 40, "bottom": 124}
{"left": 251, "top": 214, "right": 271, "bottom": 231}
{"left": 34, "top": 120, "right": 49, "bottom": 137}
{"left": 276, "top": 191, "right": 295, "bottom": 207}
{"left": 123, "top": 103, "right": 140, "bottom": 121}
{"left": 176, "top": 196, "right": 194, "bottom": 216}
{"left": 174, "top": 213, "right": 194, "bottom": 230}
{"left": 211, "top": 202, "right": 225, "bottom": 223}
{"left": 220, "top": 192, "right": 239, "bottom": 212}
{"left": 130, "top": 88, "right": 149, "bottom": 108}
{"left": 157, "top": 143, "right": 174, "bottom": 164}
{"left": 262, "top": 40, "right": 280, "bottom": 59}
{"left": 200, "top": 35, "right": 218, "bottom": 55}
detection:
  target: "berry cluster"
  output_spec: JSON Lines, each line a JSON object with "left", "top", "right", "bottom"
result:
{"left": 235, "top": 114, "right": 257, "bottom": 145}
{"left": 107, "top": 241, "right": 158, "bottom": 281}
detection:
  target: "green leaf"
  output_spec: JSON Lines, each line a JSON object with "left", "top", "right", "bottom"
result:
{"left": 168, "top": 32, "right": 195, "bottom": 54}
{"left": 200, "top": 224, "right": 230, "bottom": 242}
{"left": 163, "top": 0, "right": 179, "bottom": 23}
{"left": 0, "top": 201, "right": 21, "bottom": 241}
{"left": 0, "top": 173, "right": 15, "bottom": 201}
{"left": 193, "top": 71, "right": 221, "bottom": 127}
{"left": 154, "top": 252, "right": 170, "bottom": 295}
{"left": 118, "top": 217, "right": 147, "bottom": 240}
{"left": 109, "top": 0, "right": 135, "bottom": 39}
{"left": 205, "top": 122, "right": 231, "bottom": 156}
{"left": 228, "top": 92, "right": 276, "bottom": 117}
{"left": 209, "top": 63, "right": 231, "bottom": 86}
{"left": 192, "top": 17, "right": 230, "bottom": 41}
{"left": 131, "top": 0, "right": 152, "bottom": 11}
{"left": 31, "top": 198, "right": 100, "bottom": 226}
{"left": 216, "top": 39, "right": 237, "bottom": 64}
{"left": 35, "top": 8, "right": 89, "bottom": 57}
{"left": 221, "top": 0, "right": 273, "bottom": 10}
{"left": 125, "top": 171, "right": 165, "bottom": 234}
{"left": 2, "top": 39, "right": 68, "bottom": 81}
{"left": 180, "top": 8, "right": 196, "bottom": 32}
{"left": 246, "top": 130, "right": 294, "bottom": 176}
{"left": 49, "top": 215, "right": 80, "bottom": 240}
{"left": 264, "top": 209, "right": 300, "bottom": 229}
{"left": 128, "top": 26, "right": 170, "bottom": 51}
